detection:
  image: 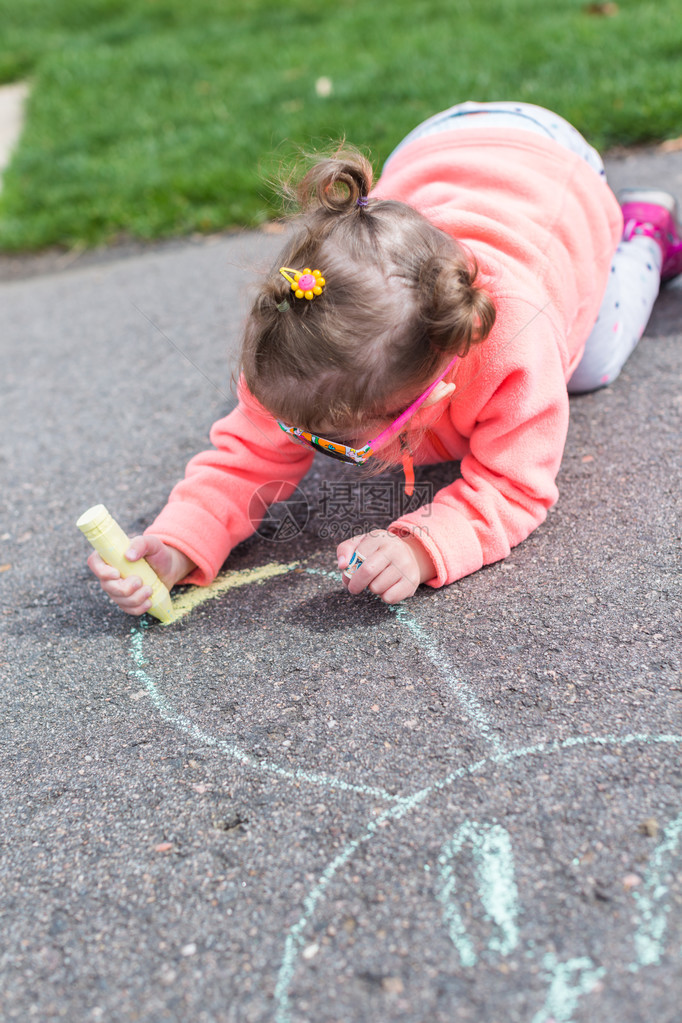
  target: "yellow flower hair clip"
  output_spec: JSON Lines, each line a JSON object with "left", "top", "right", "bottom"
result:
{"left": 279, "top": 266, "right": 326, "bottom": 300}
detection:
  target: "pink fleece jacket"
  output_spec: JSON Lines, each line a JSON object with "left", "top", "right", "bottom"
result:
{"left": 148, "top": 127, "right": 623, "bottom": 588}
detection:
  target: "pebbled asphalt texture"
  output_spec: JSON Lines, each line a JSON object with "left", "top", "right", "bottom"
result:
{"left": 1, "top": 145, "right": 681, "bottom": 1023}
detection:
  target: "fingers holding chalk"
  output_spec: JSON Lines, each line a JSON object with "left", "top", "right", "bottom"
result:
{"left": 86, "top": 549, "right": 151, "bottom": 614}
{"left": 125, "top": 534, "right": 161, "bottom": 562}
{"left": 87, "top": 550, "right": 120, "bottom": 581}
{"left": 78, "top": 506, "right": 174, "bottom": 623}
{"left": 337, "top": 534, "right": 366, "bottom": 578}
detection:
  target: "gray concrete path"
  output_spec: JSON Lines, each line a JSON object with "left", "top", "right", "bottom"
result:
{"left": 1, "top": 146, "right": 681, "bottom": 1023}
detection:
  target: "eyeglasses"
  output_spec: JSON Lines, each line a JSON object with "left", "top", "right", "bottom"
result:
{"left": 277, "top": 354, "right": 459, "bottom": 468}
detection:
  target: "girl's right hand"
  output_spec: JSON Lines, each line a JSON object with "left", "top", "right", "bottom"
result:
{"left": 87, "top": 535, "right": 195, "bottom": 616}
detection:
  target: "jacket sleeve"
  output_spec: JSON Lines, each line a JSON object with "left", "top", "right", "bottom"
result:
{"left": 388, "top": 305, "right": 570, "bottom": 586}
{"left": 146, "top": 377, "right": 314, "bottom": 585}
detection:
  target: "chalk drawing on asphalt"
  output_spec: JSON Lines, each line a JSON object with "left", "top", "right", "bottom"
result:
{"left": 437, "top": 820, "right": 520, "bottom": 968}
{"left": 129, "top": 559, "right": 681, "bottom": 1023}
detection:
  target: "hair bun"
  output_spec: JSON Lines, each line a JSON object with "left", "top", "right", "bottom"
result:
{"left": 419, "top": 253, "right": 496, "bottom": 354}
{"left": 298, "top": 147, "right": 373, "bottom": 213}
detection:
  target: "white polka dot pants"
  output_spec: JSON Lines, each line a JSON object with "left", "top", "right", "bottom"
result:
{"left": 567, "top": 234, "right": 661, "bottom": 393}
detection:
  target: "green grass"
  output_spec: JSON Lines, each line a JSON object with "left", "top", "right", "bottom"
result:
{"left": 0, "top": 0, "right": 681, "bottom": 251}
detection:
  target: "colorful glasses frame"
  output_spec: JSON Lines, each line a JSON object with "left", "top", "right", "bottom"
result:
{"left": 277, "top": 354, "right": 459, "bottom": 465}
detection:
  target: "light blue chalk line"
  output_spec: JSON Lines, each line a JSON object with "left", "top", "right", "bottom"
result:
{"left": 129, "top": 625, "right": 401, "bottom": 804}
{"left": 437, "top": 821, "right": 519, "bottom": 967}
{"left": 273, "top": 733, "right": 682, "bottom": 1023}
{"left": 437, "top": 844, "right": 478, "bottom": 967}
{"left": 131, "top": 561, "right": 503, "bottom": 803}
{"left": 478, "top": 824, "right": 520, "bottom": 956}
{"left": 282, "top": 565, "right": 502, "bottom": 753}
{"left": 531, "top": 953, "right": 606, "bottom": 1023}
{"left": 273, "top": 772, "right": 479, "bottom": 1020}
{"left": 129, "top": 564, "right": 681, "bottom": 1022}
{"left": 393, "top": 605, "right": 504, "bottom": 755}
{"left": 630, "top": 811, "right": 682, "bottom": 969}
{"left": 308, "top": 568, "right": 503, "bottom": 754}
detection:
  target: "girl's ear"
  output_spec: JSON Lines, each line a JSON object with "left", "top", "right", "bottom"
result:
{"left": 421, "top": 380, "right": 456, "bottom": 407}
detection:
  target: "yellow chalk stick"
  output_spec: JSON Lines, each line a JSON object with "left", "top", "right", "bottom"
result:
{"left": 77, "top": 504, "right": 174, "bottom": 624}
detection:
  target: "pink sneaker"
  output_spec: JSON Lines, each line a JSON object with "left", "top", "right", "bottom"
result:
{"left": 618, "top": 187, "right": 682, "bottom": 283}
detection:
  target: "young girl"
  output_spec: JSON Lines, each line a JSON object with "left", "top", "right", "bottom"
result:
{"left": 88, "top": 101, "right": 682, "bottom": 610}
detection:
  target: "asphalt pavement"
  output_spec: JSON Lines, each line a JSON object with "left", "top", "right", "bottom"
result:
{"left": 1, "top": 143, "right": 681, "bottom": 1023}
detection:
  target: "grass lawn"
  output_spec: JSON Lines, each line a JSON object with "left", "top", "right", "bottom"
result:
{"left": 0, "top": 0, "right": 681, "bottom": 251}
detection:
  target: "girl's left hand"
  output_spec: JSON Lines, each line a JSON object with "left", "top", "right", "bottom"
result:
{"left": 337, "top": 529, "right": 436, "bottom": 604}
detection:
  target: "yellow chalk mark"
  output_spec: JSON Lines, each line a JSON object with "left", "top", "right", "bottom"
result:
{"left": 167, "top": 560, "right": 301, "bottom": 623}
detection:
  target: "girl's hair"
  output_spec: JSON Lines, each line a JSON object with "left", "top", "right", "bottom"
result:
{"left": 241, "top": 145, "right": 496, "bottom": 434}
